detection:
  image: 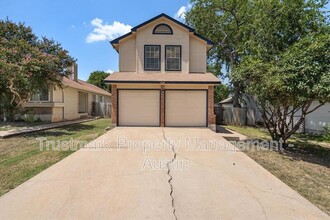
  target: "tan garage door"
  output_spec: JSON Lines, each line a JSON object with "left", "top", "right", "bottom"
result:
{"left": 165, "top": 90, "right": 207, "bottom": 127}
{"left": 118, "top": 90, "right": 160, "bottom": 126}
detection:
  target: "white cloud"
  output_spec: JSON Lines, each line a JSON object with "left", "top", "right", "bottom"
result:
{"left": 175, "top": 3, "right": 192, "bottom": 20}
{"left": 106, "top": 69, "right": 114, "bottom": 74}
{"left": 86, "top": 18, "right": 132, "bottom": 43}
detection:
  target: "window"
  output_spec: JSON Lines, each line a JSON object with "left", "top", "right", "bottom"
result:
{"left": 30, "top": 87, "right": 50, "bottom": 102}
{"left": 144, "top": 45, "right": 161, "bottom": 71}
{"left": 165, "top": 45, "right": 181, "bottom": 71}
{"left": 153, "top": 24, "right": 173, "bottom": 35}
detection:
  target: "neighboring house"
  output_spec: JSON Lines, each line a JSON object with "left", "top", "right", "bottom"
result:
{"left": 104, "top": 13, "right": 221, "bottom": 129}
{"left": 24, "top": 64, "right": 112, "bottom": 122}
{"left": 219, "top": 96, "right": 330, "bottom": 133}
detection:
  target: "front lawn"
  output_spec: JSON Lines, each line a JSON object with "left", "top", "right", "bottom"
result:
{"left": 225, "top": 125, "right": 330, "bottom": 216}
{"left": 0, "top": 118, "right": 111, "bottom": 196}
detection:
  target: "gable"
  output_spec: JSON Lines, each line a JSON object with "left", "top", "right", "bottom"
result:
{"left": 110, "top": 13, "right": 213, "bottom": 52}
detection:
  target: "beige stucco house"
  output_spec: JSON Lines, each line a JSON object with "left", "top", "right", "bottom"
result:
{"left": 24, "top": 65, "right": 112, "bottom": 122}
{"left": 105, "top": 13, "right": 220, "bottom": 129}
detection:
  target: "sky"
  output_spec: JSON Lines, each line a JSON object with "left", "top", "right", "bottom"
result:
{"left": 0, "top": 0, "right": 192, "bottom": 80}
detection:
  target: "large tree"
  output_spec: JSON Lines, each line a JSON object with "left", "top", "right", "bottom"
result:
{"left": 186, "top": 0, "right": 253, "bottom": 107}
{"left": 186, "top": 0, "right": 329, "bottom": 146}
{"left": 0, "top": 20, "right": 75, "bottom": 120}
{"left": 87, "top": 71, "right": 110, "bottom": 91}
{"left": 232, "top": 0, "right": 330, "bottom": 146}
{"left": 235, "top": 33, "right": 330, "bottom": 146}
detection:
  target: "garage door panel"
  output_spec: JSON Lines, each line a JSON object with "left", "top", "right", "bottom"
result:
{"left": 118, "top": 90, "right": 160, "bottom": 126}
{"left": 165, "top": 90, "right": 207, "bottom": 127}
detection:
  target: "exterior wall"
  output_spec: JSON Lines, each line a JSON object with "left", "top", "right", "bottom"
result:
{"left": 117, "top": 84, "right": 208, "bottom": 90}
{"left": 305, "top": 102, "right": 330, "bottom": 133}
{"left": 26, "top": 86, "right": 111, "bottom": 122}
{"left": 52, "top": 86, "right": 64, "bottom": 102}
{"left": 119, "top": 37, "right": 136, "bottom": 72}
{"left": 112, "top": 83, "right": 214, "bottom": 128}
{"left": 88, "top": 93, "right": 93, "bottom": 113}
{"left": 63, "top": 87, "right": 80, "bottom": 120}
{"left": 52, "top": 107, "right": 63, "bottom": 122}
{"left": 135, "top": 18, "right": 190, "bottom": 74}
{"left": 189, "top": 36, "right": 207, "bottom": 73}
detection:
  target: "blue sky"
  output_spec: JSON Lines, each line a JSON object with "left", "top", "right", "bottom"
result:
{"left": 0, "top": 0, "right": 191, "bottom": 80}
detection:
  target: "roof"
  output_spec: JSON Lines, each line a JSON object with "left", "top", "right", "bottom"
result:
{"left": 62, "top": 77, "right": 111, "bottom": 97}
{"left": 219, "top": 97, "right": 233, "bottom": 104}
{"left": 110, "top": 13, "right": 214, "bottom": 48}
{"left": 104, "top": 72, "right": 221, "bottom": 84}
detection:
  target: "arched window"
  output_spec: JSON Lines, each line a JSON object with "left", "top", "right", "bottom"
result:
{"left": 153, "top": 24, "right": 173, "bottom": 35}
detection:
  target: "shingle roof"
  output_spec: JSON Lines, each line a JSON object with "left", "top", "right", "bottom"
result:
{"left": 110, "top": 13, "right": 214, "bottom": 47}
{"left": 104, "top": 72, "right": 221, "bottom": 84}
{"left": 62, "top": 77, "right": 111, "bottom": 97}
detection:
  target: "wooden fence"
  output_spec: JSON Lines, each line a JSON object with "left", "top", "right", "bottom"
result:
{"left": 92, "top": 102, "right": 111, "bottom": 117}
{"left": 214, "top": 106, "right": 257, "bottom": 126}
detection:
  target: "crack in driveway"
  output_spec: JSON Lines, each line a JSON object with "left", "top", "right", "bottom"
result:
{"left": 162, "top": 128, "right": 178, "bottom": 220}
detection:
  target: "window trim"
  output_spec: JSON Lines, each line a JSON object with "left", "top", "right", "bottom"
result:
{"left": 29, "top": 87, "right": 51, "bottom": 102}
{"left": 144, "top": 45, "right": 161, "bottom": 71}
{"left": 152, "top": 23, "right": 173, "bottom": 35}
{"left": 165, "top": 45, "right": 182, "bottom": 71}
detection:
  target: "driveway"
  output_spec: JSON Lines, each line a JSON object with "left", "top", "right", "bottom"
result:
{"left": 0, "top": 127, "right": 327, "bottom": 219}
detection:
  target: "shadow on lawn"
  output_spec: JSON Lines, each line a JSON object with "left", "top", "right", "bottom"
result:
{"left": 284, "top": 140, "right": 330, "bottom": 168}
{"left": 21, "top": 124, "right": 97, "bottom": 138}
{"left": 241, "top": 138, "right": 330, "bottom": 168}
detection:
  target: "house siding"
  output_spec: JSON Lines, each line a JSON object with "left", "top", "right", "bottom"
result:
{"left": 136, "top": 18, "right": 190, "bottom": 74}
{"left": 189, "top": 36, "right": 207, "bottom": 73}
{"left": 119, "top": 37, "right": 136, "bottom": 72}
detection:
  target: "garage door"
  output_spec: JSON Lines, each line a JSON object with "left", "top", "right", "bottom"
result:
{"left": 165, "top": 90, "right": 207, "bottom": 127}
{"left": 118, "top": 90, "right": 160, "bottom": 126}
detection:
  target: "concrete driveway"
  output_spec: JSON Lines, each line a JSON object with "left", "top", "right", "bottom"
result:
{"left": 0, "top": 127, "right": 328, "bottom": 219}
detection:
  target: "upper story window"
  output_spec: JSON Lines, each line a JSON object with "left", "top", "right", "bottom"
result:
{"left": 30, "top": 87, "right": 50, "bottom": 102}
{"left": 153, "top": 24, "right": 173, "bottom": 35}
{"left": 165, "top": 45, "right": 181, "bottom": 71}
{"left": 144, "top": 45, "right": 161, "bottom": 71}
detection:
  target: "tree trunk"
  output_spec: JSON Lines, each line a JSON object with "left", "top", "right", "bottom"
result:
{"left": 232, "top": 82, "right": 241, "bottom": 108}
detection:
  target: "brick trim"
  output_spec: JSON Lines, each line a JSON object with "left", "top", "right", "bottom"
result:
{"left": 111, "top": 84, "right": 117, "bottom": 126}
{"left": 208, "top": 86, "right": 215, "bottom": 125}
{"left": 160, "top": 85, "right": 165, "bottom": 127}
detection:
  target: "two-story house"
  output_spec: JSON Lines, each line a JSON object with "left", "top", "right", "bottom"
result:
{"left": 105, "top": 13, "right": 221, "bottom": 129}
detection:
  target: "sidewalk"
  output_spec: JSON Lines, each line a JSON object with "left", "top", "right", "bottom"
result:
{"left": 216, "top": 125, "right": 248, "bottom": 141}
{"left": 0, "top": 118, "right": 98, "bottom": 138}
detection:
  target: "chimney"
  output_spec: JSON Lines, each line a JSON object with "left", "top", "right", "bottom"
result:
{"left": 68, "top": 63, "right": 78, "bottom": 81}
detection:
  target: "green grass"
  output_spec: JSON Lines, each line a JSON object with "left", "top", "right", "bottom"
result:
{"left": 225, "top": 125, "right": 330, "bottom": 216}
{"left": 0, "top": 118, "right": 111, "bottom": 196}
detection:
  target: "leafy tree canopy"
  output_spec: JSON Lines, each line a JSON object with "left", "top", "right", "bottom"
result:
{"left": 187, "top": 0, "right": 329, "bottom": 146}
{"left": 0, "top": 19, "right": 75, "bottom": 117}
{"left": 87, "top": 71, "right": 110, "bottom": 91}
{"left": 214, "top": 84, "right": 231, "bottom": 103}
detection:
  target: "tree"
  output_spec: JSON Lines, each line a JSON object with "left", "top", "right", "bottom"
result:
{"left": 187, "top": 0, "right": 329, "bottom": 147}
{"left": 214, "top": 84, "right": 231, "bottom": 103}
{"left": 232, "top": 0, "right": 329, "bottom": 146}
{"left": 186, "top": 0, "right": 253, "bottom": 107}
{"left": 0, "top": 19, "right": 75, "bottom": 120}
{"left": 87, "top": 71, "right": 110, "bottom": 91}
{"left": 235, "top": 33, "right": 330, "bottom": 146}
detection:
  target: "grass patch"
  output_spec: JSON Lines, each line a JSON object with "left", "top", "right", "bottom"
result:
{"left": 0, "top": 121, "right": 50, "bottom": 131}
{"left": 225, "top": 125, "right": 330, "bottom": 216}
{"left": 0, "top": 118, "right": 111, "bottom": 196}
